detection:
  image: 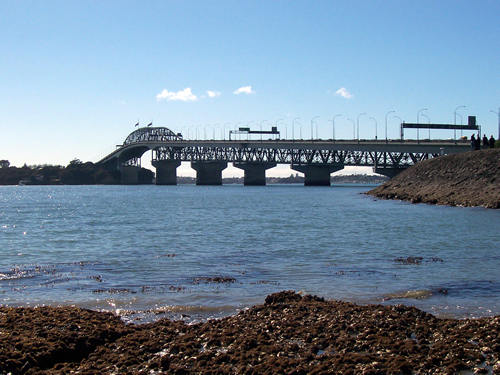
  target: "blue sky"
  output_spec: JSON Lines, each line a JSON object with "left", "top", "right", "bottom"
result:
{"left": 1, "top": 0, "right": 499, "bottom": 176}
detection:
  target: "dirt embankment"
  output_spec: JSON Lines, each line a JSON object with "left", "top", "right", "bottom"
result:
{"left": 1, "top": 291, "right": 500, "bottom": 374}
{"left": 368, "top": 149, "right": 500, "bottom": 208}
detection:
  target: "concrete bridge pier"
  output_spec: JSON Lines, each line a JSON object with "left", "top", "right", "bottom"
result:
{"left": 292, "top": 164, "right": 343, "bottom": 186}
{"left": 152, "top": 160, "right": 181, "bottom": 185}
{"left": 233, "top": 162, "right": 277, "bottom": 186}
{"left": 191, "top": 161, "right": 227, "bottom": 185}
{"left": 373, "top": 167, "right": 407, "bottom": 178}
{"left": 120, "top": 166, "right": 140, "bottom": 185}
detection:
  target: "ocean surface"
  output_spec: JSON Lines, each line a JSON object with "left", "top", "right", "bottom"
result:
{"left": 1, "top": 184, "right": 499, "bottom": 323}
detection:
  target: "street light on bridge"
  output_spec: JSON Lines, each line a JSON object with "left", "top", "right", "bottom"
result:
{"left": 417, "top": 108, "right": 428, "bottom": 123}
{"left": 275, "top": 118, "right": 284, "bottom": 140}
{"left": 347, "top": 118, "right": 355, "bottom": 139}
{"left": 223, "top": 122, "right": 231, "bottom": 140}
{"left": 417, "top": 108, "right": 428, "bottom": 142}
{"left": 357, "top": 112, "right": 366, "bottom": 140}
{"left": 247, "top": 121, "right": 256, "bottom": 140}
{"left": 311, "top": 116, "right": 320, "bottom": 140}
{"left": 292, "top": 117, "right": 301, "bottom": 141}
{"left": 456, "top": 112, "right": 464, "bottom": 138}
{"left": 212, "top": 123, "right": 220, "bottom": 140}
{"left": 454, "top": 105, "right": 466, "bottom": 140}
{"left": 260, "top": 120, "right": 269, "bottom": 141}
{"left": 420, "top": 114, "right": 430, "bottom": 139}
{"left": 332, "top": 114, "right": 342, "bottom": 141}
{"left": 385, "top": 110, "right": 396, "bottom": 142}
{"left": 233, "top": 122, "right": 242, "bottom": 140}
{"left": 392, "top": 115, "right": 403, "bottom": 140}
{"left": 369, "top": 117, "right": 378, "bottom": 140}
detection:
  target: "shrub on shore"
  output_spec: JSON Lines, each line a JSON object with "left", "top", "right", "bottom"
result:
{"left": 0, "top": 159, "right": 153, "bottom": 185}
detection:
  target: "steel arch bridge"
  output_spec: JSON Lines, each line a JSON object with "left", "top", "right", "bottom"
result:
{"left": 100, "top": 126, "right": 468, "bottom": 167}
{"left": 123, "top": 127, "right": 182, "bottom": 145}
{"left": 98, "top": 126, "right": 470, "bottom": 184}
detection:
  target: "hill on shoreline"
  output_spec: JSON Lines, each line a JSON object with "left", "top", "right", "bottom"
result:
{"left": 367, "top": 149, "right": 500, "bottom": 209}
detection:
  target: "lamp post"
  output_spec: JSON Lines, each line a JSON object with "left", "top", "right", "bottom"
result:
{"left": 332, "top": 114, "right": 342, "bottom": 141}
{"left": 392, "top": 115, "right": 403, "bottom": 140}
{"left": 357, "top": 112, "right": 366, "bottom": 141}
{"left": 456, "top": 113, "right": 463, "bottom": 139}
{"left": 417, "top": 108, "right": 428, "bottom": 142}
{"left": 385, "top": 110, "right": 395, "bottom": 142}
{"left": 292, "top": 117, "right": 300, "bottom": 141}
{"left": 260, "top": 120, "right": 269, "bottom": 141}
{"left": 233, "top": 122, "right": 242, "bottom": 140}
{"left": 491, "top": 108, "right": 500, "bottom": 139}
{"left": 369, "top": 117, "right": 378, "bottom": 140}
{"left": 311, "top": 116, "right": 320, "bottom": 140}
{"left": 454, "top": 105, "right": 466, "bottom": 140}
{"left": 247, "top": 121, "right": 256, "bottom": 140}
{"left": 347, "top": 118, "right": 355, "bottom": 139}
{"left": 223, "top": 122, "right": 231, "bottom": 140}
{"left": 275, "top": 118, "right": 284, "bottom": 140}
{"left": 212, "top": 123, "right": 219, "bottom": 140}
{"left": 420, "top": 114, "right": 430, "bottom": 139}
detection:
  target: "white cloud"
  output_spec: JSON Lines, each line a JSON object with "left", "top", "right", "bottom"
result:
{"left": 335, "top": 87, "right": 353, "bottom": 99}
{"left": 156, "top": 87, "right": 197, "bottom": 102}
{"left": 233, "top": 85, "right": 255, "bottom": 95}
{"left": 206, "top": 90, "right": 221, "bottom": 98}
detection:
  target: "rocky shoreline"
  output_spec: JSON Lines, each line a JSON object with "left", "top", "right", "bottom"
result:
{"left": 367, "top": 149, "right": 500, "bottom": 209}
{"left": 1, "top": 291, "right": 499, "bottom": 374}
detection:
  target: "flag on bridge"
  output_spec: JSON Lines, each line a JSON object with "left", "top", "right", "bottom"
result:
{"left": 134, "top": 122, "right": 139, "bottom": 127}
{"left": 147, "top": 122, "right": 153, "bottom": 127}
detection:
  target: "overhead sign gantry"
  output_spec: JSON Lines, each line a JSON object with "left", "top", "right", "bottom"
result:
{"left": 400, "top": 116, "right": 480, "bottom": 140}
{"left": 229, "top": 126, "right": 280, "bottom": 140}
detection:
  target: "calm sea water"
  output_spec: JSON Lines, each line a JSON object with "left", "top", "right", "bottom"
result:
{"left": 1, "top": 185, "right": 499, "bottom": 322}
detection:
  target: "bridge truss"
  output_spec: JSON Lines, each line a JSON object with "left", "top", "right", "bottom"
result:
{"left": 99, "top": 126, "right": 469, "bottom": 171}
{"left": 152, "top": 145, "right": 440, "bottom": 168}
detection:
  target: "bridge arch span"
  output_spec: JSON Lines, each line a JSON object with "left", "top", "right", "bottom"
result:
{"left": 98, "top": 126, "right": 183, "bottom": 166}
{"left": 124, "top": 127, "right": 182, "bottom": 145}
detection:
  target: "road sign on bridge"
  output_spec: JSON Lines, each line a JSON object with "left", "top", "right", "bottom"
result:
{"left": 401, "top": 116, "right": 481, "bottom": 140}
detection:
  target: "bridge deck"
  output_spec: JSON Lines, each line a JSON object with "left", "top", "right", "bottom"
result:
{"left": 99, "top": 139, "right": 470, "bottom": 165}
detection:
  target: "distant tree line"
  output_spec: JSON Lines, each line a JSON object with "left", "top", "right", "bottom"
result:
{"left": 177, "top": 174, "right": 388, "bottom": 185}
{"left": 0, "top": 159, "right": 154, "bottom": 185}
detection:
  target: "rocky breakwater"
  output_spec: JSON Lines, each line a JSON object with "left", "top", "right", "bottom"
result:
{"left": 368, "top": 149, "right": 500, "bottom": 208}
{"left": 1, "top": 291, "right": 500, "bottom": 374}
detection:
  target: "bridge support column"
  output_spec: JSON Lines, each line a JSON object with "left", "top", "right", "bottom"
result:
{"left": 292, "top": 164, "right": 343, "bottom": 186}
{"left": 191, "top": 161, "right": 227, "bottom": 185}
{"left": 152, "top": 160, "right": 181, "bottom": 185}
{"left": 373, "top": 167, "right": 407, "bottom": 179}
{"left": 120, "top": 166, "right": 140, "bottom": 185}
{"left": 233, "top": 162, "right": 276, "bottom": 186}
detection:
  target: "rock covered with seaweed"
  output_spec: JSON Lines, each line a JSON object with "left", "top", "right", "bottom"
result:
{"left": 1, "top": 291, "right": 500, "bottom": 374}
{"left": 368, "top": 149, "right": 500, "bottom": 208}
